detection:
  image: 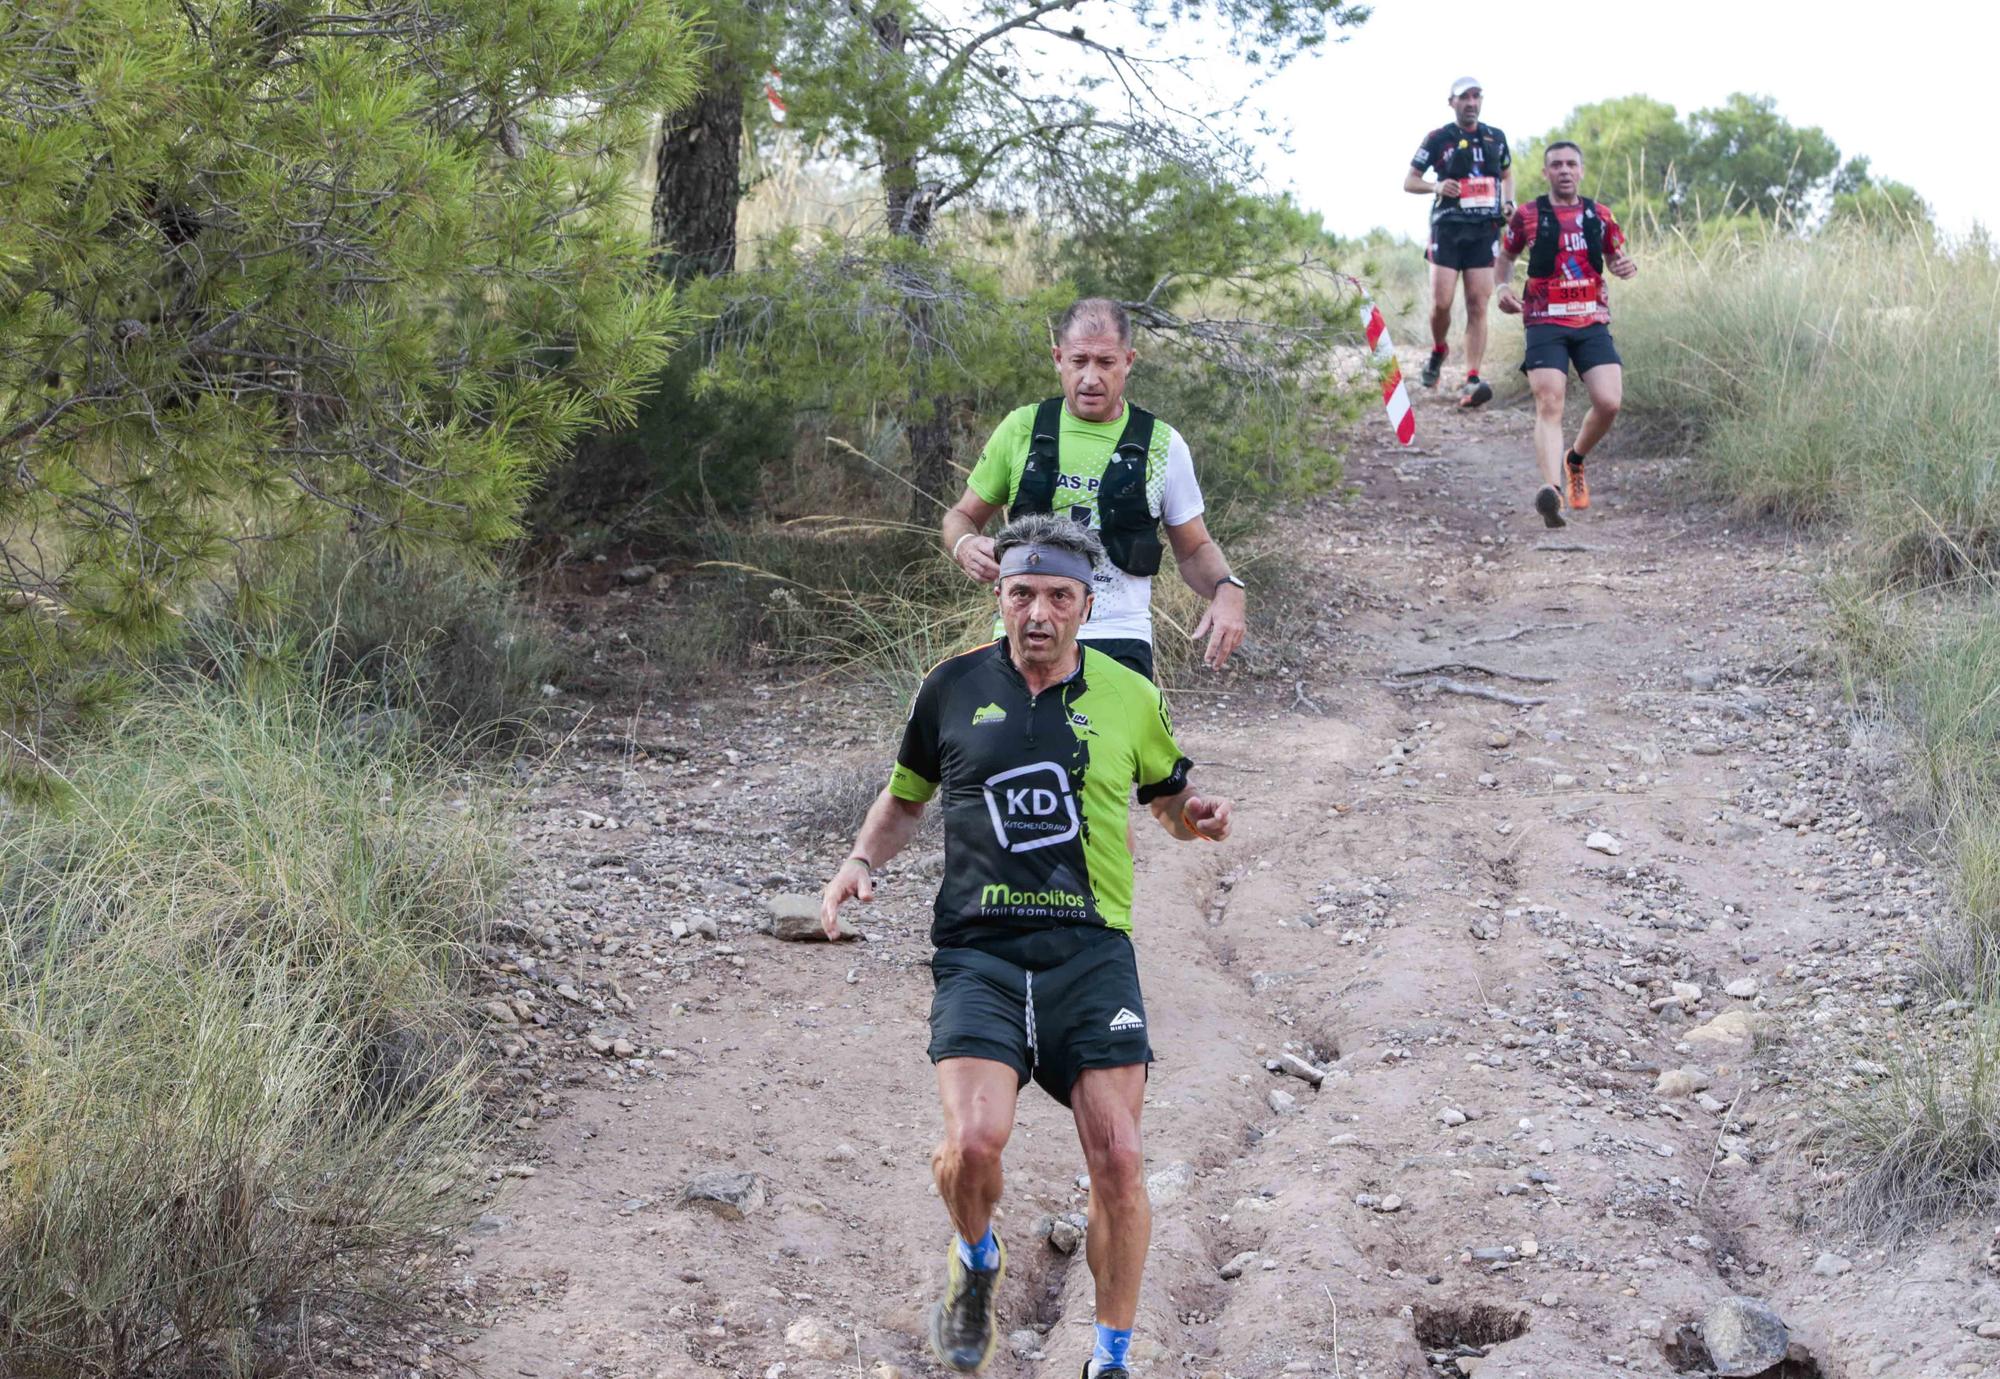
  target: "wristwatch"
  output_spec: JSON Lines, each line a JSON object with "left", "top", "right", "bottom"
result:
{"left": 1213, "top": 574, "right": 1247, "bottom": 595}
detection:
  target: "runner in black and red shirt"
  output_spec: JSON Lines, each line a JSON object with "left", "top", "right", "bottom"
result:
{"left": 1404, "top": 76, "right": 1513, "bottom": 406}
{"left": 1495, "top": 141, "right": 1639, "bottom": 527}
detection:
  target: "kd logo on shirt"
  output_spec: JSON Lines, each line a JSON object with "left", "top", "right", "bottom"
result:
{"left": 982, "top": 761, "right": 1080, "bottom": 853}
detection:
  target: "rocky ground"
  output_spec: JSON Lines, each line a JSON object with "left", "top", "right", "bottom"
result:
{"left": 398, "top": 393, "right": 1999, "bottom": 1379}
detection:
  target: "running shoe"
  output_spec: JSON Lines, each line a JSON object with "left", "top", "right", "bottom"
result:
{"left": 1419, "top": 351, "right": 1445, "bottom": 389}
{"left": 1081, "top": 1363, "right": 1132, "bottom": 1379}
{"left": 929, "top": 1235, "right": 1006, "bottom": 1373}
{"left": 1565, "top": 454, "right": 1590, "bottom": 510}
{"left": 1535, "top": 485, "right": 1566, "bottom": 529}
{"left": 1457, "top": 377, "right": 1493, "bottom": 409}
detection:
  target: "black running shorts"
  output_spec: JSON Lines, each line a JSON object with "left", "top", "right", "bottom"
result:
{"left": 1426, "top": 219, "right": 1500, "bottom": 271}
{"left": 1079, "top": 636, "right": 1154, "bottom": 681}
{"left": 1520, "top": 322, "right": 1622, "bottom": 376}
{"left": 928, "top": 930, "right": 1153, "bottom": 1106}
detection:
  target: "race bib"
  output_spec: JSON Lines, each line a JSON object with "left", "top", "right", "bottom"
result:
{"left": 1543, "top": 297, "right": 1599, "bottom": 318}
{"left": 1457, "top": 176, "right": 1499, "bottom": 211}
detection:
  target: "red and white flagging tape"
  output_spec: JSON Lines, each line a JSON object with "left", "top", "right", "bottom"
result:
{"left": 1348, "top": 276, "right": 1416, "bottom": 446}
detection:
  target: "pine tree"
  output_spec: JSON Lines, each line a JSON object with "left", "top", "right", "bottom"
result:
{"left": 0, "top": 0, "right": 705, "bottom": 747}
{"left": 771, "top": 0, "right": 1370, "bottom": 518}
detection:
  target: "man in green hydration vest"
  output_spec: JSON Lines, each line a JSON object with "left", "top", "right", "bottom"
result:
{"left": 940, "top": 297, "right": 1248, "bottom": 682}
{"left": 820, "top": 513, "right": 1234, "bottom": 1378}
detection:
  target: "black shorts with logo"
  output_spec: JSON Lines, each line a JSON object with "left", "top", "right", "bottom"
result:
{"left": 928, "top": 928, "right": 1152, "bottom": 1107}
{"left": 1427, "top": 219, "right": 1501, "bottom": 271}
{"left": 1520, "top": 322, "right": 1622, "bottom": 376}
{"left": 1080, "top": 636, "right": 1154, "bottom": 681}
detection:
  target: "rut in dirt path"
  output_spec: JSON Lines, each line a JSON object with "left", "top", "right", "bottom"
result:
{"left": 442, "top": 395, "right": 1996, "bottom": 1379}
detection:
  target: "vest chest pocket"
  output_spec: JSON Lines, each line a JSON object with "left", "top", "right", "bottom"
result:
{"left": 1005, "top": 398, "right": 1163, "bottom": 577}
{"left": 1097, "top": 451, "right": 1162, "bottom": 576}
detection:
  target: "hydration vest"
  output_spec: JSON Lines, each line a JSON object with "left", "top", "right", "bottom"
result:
{"left": 1526, "top": 195, "right": 1604, "bottom": 279}
{"left": 1008, "top": 397, "right": 1163, "bottom": 577}
{"left": 1443, "top": 123, "right": 1507, "bottom": 182}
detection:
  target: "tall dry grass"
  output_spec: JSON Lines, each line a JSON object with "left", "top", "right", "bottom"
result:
{"left": 1614, "top": 222, "right": 2000, "bottom": 573}
{"left": 0, "top": 636, "right": 505, "bottom": 1375}
{"left": 1615, "top": 220, "right": 2000, "bottom": 1231}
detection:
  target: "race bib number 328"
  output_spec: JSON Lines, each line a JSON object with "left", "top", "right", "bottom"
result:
{"left": 1457, "top": 176, "right": 1499, "bottom": 211}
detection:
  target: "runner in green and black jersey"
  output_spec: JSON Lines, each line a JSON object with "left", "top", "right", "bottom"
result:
{"left": 940, "top": 297, "right": 1248, "bottom": 681}
{"left": 820, "top": 513, "right": 1233, "bottom": 1379}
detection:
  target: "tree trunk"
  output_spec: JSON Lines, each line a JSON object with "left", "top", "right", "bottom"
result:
{"left": 869, "top": 7, "right": 954, "bottom": 522}
{"left": 650, "top": 48, "right": 746, "bottom": 280}
{"left": 905, "top": 380, "right": 954, "bottom": 522}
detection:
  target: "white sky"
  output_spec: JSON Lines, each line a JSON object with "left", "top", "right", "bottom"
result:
{"left": 1196, "top": 0, "right": 1992, "bottom": 241}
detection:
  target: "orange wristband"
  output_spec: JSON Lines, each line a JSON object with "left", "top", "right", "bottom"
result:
{"left": 1181, "top": 802, "right": 1218, "bottom": 841}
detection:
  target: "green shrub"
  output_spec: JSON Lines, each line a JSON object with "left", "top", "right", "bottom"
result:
{"left": 215, "top": 543, "right": 565, "bottom": 743}
{"left": 0, "top": 646, "right": 505, "bottom": 1376}
{"left": 0, "top": 0, "right": 703, "bottom": 733}
{"left": 530, "top": 346, "right": 798, "bottom": 538}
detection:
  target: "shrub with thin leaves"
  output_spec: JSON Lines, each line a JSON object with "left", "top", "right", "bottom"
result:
{"left": 1808, "top": 1015, "right": 2000, "bottom": 1236}
{"left": 0, "top": 644, "right": 508, "bottom": 1376}
{"left": 215, "top": 541, "right": 567, "bottom": 742}
{"left": 0, "top": 0, "right": 704, "bottom": 756}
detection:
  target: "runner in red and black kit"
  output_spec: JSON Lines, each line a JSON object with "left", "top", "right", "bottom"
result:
{"left": 1494, "top": 141, "right": 1639, "bottom": 528}
{"left": 1404, "top": 76, "right": 1513, "bottom": 406}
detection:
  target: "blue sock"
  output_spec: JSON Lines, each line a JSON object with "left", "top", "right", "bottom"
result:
{"left": 955, "top": 1227, "right": 1000, "bottom": 1270}
{"left": 1092, "top": 1322, "right": 1133, "bottom": 1371}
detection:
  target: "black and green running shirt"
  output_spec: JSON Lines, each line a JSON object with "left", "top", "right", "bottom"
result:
{"left": 888, "top": 640, "right": 1192, "bottom": 967}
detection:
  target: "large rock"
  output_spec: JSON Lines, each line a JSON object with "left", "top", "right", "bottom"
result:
{"left": 1702, "top": 1296, "right": 1789, "bottom": 1377}
{"left": 785, "top": 1316, "right": 847, "bottom": 1360}
{"left": 1047, "top": 1211, "right": 1086, "bottom": 1254}
{"left": 678, "top": 1170, "right": 765, "bottom": 1220}
{"left": 766, "top": 893, "right": 857, "bottom": 942}
{"left": 1146, "top": 1160, "right": 1194, "bottom": 1206}
{"left": 1655, "top": 1066, "right": 1711, "bottom": 1098}
{"left": 1686, "top": 1010, "right": 1759, "bottom": 1049}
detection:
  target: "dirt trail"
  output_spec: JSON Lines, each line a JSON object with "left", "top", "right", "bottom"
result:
{"left": 445, "top": 393, "right": 2000, "bottom": 1379}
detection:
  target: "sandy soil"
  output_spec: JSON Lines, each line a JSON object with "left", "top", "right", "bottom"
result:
{"left": 438, "top": 392, "right": 2000, "bottom": 1379}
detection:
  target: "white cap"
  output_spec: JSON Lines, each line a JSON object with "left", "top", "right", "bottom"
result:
{"left": 1451, "top": 76, "right": 1482, "bottom": 98}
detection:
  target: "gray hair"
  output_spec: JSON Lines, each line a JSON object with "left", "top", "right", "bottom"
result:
{"left": 1054, "top": 297, "right": 1131, "bottom": 348}
{"left": 993, "top": 512, "right": 1104, "bottom": 569}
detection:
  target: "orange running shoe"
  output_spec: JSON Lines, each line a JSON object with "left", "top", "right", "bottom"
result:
{"left": 1565, "top": 453, "right": 1590, "bottom": 510}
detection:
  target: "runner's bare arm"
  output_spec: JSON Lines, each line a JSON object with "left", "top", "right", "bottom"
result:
{"left": 820, "top": 790, "right": 926, "bottom": 936}
{"left": 1408, "top": 169, "right": 1462, "bottom": 197}
{"left": 1146, "top": 787, "right": 1233, "bottom": 842}
{"left": 1493, "top": 242, "right": 1522, "bottom": 314}
{"left": 1166, "top": 515, "right": 1246, "bottom": 670}
{"left": 1607, "top": 248, "right": 1638, "bottom": 280}
{"left": 942, "top": 487, "right": 1003, "bottom": 581}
